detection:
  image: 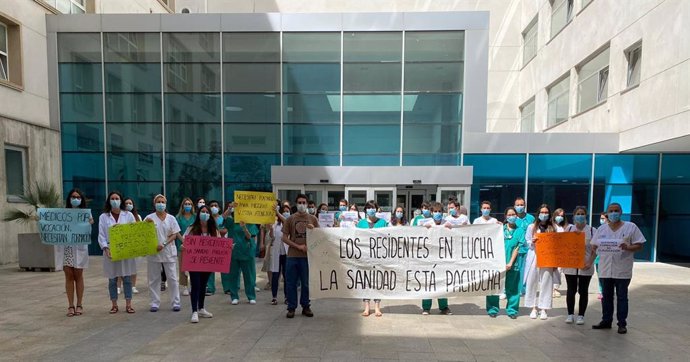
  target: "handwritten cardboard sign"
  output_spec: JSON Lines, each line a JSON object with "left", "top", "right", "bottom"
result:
{"left": 318, "top": 212, "right": 335, "bottom": 227}
{"left": 535, "top": 232, "right": 585, "bottom": 268}
{"left": 182, "top": 235, "right": 233, "bottom": 273}
{"left": 109, "top": 222, "right": 158, "bottom": 261}
{"left": 234, "top": 191, "right": 276, "bottom": 225}
{"left": 37, "top": 208, "right": 92, "bottom": 245}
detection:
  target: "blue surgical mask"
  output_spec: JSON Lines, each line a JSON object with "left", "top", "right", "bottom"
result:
{"left": 339, "top": 206, "right": 347, "bottom": 212}
{"left": 538, "top": 213, "right": 549, "bottom": 222}
{"left": 395, "top": 212, "right": 403, "bottom": 219}
{"left": 110, "top": 199, "right": 121, "bottom": 209}
{"left": 422, "top": 209, "right": 431, "bottom": 217}
{"left": 199, "top": 212, "right": 210, "bottom": 222}
{"left": 216, "top": 216, "right": 224, "bottom": 225}
{"left": 432, "top": 212, "right": 443, "bottom": 221}
{"left": 184, "top": 205, "right": 192, "bottom": 213}
{"left": 211, "top": 206, "right": 219, "bottom": 215}
{"left": 282, "top": 212, "right": 291, "bottom": 219}
{"left": 366, "top": 208, "right": 376, "bottom": 217}
{"left": 481, "top": 209, "right": 491, "bottom": 217}
{"left": 574, "top": 215, "right": 586, "bottom": 224}
{"left": 555, "top": 216, "right": 564, "bottom": 224}
{"left": 125, "top": 204, "right": 133, "bottom": 212}
{"left": 608, "top": 212, "right": 621, "bottom": 223}
{"left": 155, "top": 203, "right": 166, "bottom": 212}
{"left": 515, "top": 205, "right": 525, "bottom": 213}
{"left": 600, "top": 218, "right": 607, "bottom": 225}
{"left": 449, "top": 208, "right": 457, "bottom": 216}
{"left": 70, "top": 198, "right": 81, "bottom": 207}
{"left": 507, "top": 216, "right": 517, "bottom": 224}
{"left": 197, "top": 202, "right": 205, "bottom": 209}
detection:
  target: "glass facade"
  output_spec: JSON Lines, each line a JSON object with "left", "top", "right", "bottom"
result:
{"left": 658, "top": 155, "right": 690, "bottom": 262}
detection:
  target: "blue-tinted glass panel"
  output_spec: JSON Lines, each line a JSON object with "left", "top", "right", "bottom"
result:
{"left": 404, "top": 62, "right": 463, "bottom": 92}
{"left": 593, "top": 184, "right": 657, "bottom": 215}
{"left": 630, "top": 214, "right": 654, "bottom": 261}
{"left": 464, "top": 154, "right": 526, "bottom": 183}
{"left": 106, "top": 181, "right": 164, "bottom": 216}
{"left": 223, "top": 63, "right": 280, "bottom": 93}
{"left": 224, "top": 94, "right": 279, "bottom": 123}
{"left": 61, "top": 123, "right": 103, "bottom": 152}
{"left": 224, "top": 124, "right": 280, "bottom": 153}
{"left": 107, "top": 123, "right": 162, "bottom": 152}
{"left": 405, "top": 31, "right": 464, "bottom": 62}
{"left": 104, "top": 33, "right": 161, "bottom": 63}
{"left": 661, "top": 154, "right": 690, "bottom": 184}
{"left": 343, "top": 94, "right": 401, "bottom": 124}
{"left": 283, "top": 125, "right": 339, "bottom": 155}
{"left": 223, "top": 33, "right": 280, "bottom": 62}
{"left": 58, "top": 33, "right": 101, "bottom": 63}
{"left": 343, "top": 155, "right": 399, "bottom": 166}
{"left": 166, "top": 153, "right": 222, "bottom": 181}
{"left": 59, "top": 63, "right": 102, "bottom": 92}
{"left": 165, "top": 94, "right": 220, "bottom": 123}
{"left": 404, "top": 93, "right": 462, "bottom": 123}
{"left": 283, "top": 63, "right": 340, "bottom": 93}
{"left": 403, "top": 124, "right": 461, "bottom": 154}
{"left": 468, "top": 184, "right": 525, "bottom": 222}
{"left": 59, "top": 94, "right": 103, "bottom": 122}
{"left": 594, "top": 154, "right": 659, "bottom": 184}
{"left": 166, "top": 124, "right": 221, "bottom": 153}
{"left": 105, "top": 63, "right": 161, "bottom": 92}
{"left": 164, "top": 33, "right": 220, "bottom": 63}
{"left": 343, "top": 32, "right": 402, "bottom": 62}
{"left": 284, "top": 154, "right": 339, "bottom": 166}
{"left": 105, "top": 93, "right": 161, "bottom": 122}
{"left": 658, "top": 185, "right": 690, "bottom": 262}
{"left": 343, "top": 63, "right": 401, "bottom": 92}
{"left": 167, "top": 182, "right": 223, "bottom": 213}
{"left": 224, "top": 154, "right": 278, "bottom": 183}
{"left": 62, "top": 153, "right": 105, "bottom": 180}
{"left": 164, "top": 63, "right": 220, "bottom": 93}
{"left": 527, "top": 184, "right": 590, "bottom": 215}
{"left": 402, "top": 154, "right": 460, "bottom": 166}
{"left": 108, "top": 152, "right": 163, "bottom": 181}
{"left": 528, "top": 154, "right": 592, "bottom": 183}
{"left": 283, "top": 94, "right": 339, "bottom": 124}
{"left": 282, "top": 33, "right": 340, "bottom": 62}
{"left": 343, "top": 125, "right": 400, "bottom": 155}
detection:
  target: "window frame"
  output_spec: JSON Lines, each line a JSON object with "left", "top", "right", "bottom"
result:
{"left": 625, "top": 43, "right": 642, "bottom": 89}
{"left": 546, "top": 75, "right": 570, "bottom": 128}
{"left": 522, "top": 16, "right": 538, "bottom": 67}
{"left": 0, "top": 21, "right": 8, "bottom": 81}
{"left": 5, "top": 144, "right": 28, "bottom": 202}
{"left": 520, "top": 97, "right": 535, "bottom": 132}
{"left": 576, "top": 47, "right": 610, "bottom": 113}
{"left": 550, "top": 0, "right": 574, "bottom": 39}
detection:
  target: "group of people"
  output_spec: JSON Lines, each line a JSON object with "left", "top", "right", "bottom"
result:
{"left": 57, "top": 189, "right": 645, "bottom": 334}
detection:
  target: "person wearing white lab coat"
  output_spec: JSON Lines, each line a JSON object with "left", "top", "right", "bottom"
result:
{"left": 144, "top": 194, "right": 182, "bottom": 312}
{"left": 524, "top": 204, "right": 557, "bottom": 320}
{"left": 591, "top": 202, "right": 646, "bottom": 334}
{"left": 562, "top": 206, "right": 597, "bottom": 325}
{"left": 98, "top": 191, "right": 137, "bottom": 314}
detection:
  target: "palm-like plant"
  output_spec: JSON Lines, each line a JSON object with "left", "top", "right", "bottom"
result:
{"left": 2, "top": 181, "right": 62, "bottom": 224}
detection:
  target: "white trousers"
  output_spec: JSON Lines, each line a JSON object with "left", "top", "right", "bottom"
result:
{"left": 524, "top": 251, "right": 555, "bottom": 310}
{"left": 148, "top": 260, "right": 180, "bottom": 308}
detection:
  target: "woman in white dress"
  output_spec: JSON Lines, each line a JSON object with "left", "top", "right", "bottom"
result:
{"left": 98, "top": 191, "right": 137, "bottom": 314}
{"left": 56, "top": 188, "right": 93, "bottom": 317}
{"left": 524, "top": 204, "right": 557, "bottom": 320}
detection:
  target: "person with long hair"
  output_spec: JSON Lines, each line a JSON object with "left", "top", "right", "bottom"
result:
{"left": 121, "top": 197, "right": 142, "bottom": 294}
{"left": 144, "top": 194, "right": 181, "bottom": 312}
{"left": 563, "top": 206, "right": 597, "bottom": 325}
{"left": 183, "top": 205, "right": 219, "bottom": 323}
{"left": 552, "top": 208, "right": 570, "bottom": 298}
{"left": 57, "top": 188, "right": 93, "bottom": 317}
{"left": 98, "top": 191, "right": 136, "bottom": 314}
{"left": 356, "top": 200, "right": 388, "bottom": 317}
{"left": 524, "top": 204, "right": 557, "bottom": 320}
{"left": 486, "top": 207, "right": 525, "bottom": 319}
{"left": 175, "top": 197, "right": 195, "bottom": 296}
{"left": 391, "top": 205, "right": 407, "bottom": 226}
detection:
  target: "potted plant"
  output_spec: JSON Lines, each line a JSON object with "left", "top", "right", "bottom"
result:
{"left": 3, "top": 181, "right": 62, "bottom": 271}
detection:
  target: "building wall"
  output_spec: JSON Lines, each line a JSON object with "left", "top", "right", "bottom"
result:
{"left": 94, "top": 0, "right": 173, "bottom": 14}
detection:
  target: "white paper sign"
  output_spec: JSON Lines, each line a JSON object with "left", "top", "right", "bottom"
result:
{"left": 375, "top": 212, "right": 391, "bottom": 223}
{"left": 318, "top": 212, "right": 335, "bottom": 227}
{"left": 341, "top": 211, "right": 359, "bottom": 222}
{"left": 597, "top": 238, "right": 623, "bottom": 254}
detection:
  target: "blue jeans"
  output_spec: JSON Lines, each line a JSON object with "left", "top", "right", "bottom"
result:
{"left": 285, "top": 257, "right": 310, "bottom": 311}
{"left": 109, "top": 276, "right": 132, "bottom": 300}
{"left": 600, "top": 278, "right": 631, "bottom": 327}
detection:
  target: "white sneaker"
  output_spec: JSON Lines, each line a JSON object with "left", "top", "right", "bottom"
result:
{"left": 198, "top": 308, "right": 213, "bottom": 318}
{"left": 539, "top": 310, "right": 548, "bottom": 320}
{"left": 254, "top": 287, "right": 261, "bottom": 292}
{"left": 132, "top": 287, "right": 139, "bottom": 294}
{"left": 249, "top": 300, "right": 256, "bottom": 305}
{"left": 190, "top": 312, "right": 199, "bottom": 323}
{"left": 565, "top": 314, "right": 574, "bottom": 324}
{"left": 117, "top": 287, "right": 121, "bottom": 295}
{"left": 529, "top": 309, "right": 538, "bottom": 319}
{"left": 231, "top": 299, "right": 239, "bottom": 305}
{"left": 576, "top": 316, "right": 585, "bottom": 325}
{"left": 182, "top": 287, "right": 189, "bottom": 296}
{"left": 422, "top": 310, "right": 430, "bottom": 315}
{"left": 553, "top": 289, "right": 561, "bottom": 298}
{"left": 499, "top": 293, "right": 506, "bottom": 300}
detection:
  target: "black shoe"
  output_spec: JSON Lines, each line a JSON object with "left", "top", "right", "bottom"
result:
{"left": 160, "top": 283, "right": 166, "bottom": 291}
{"left": 286, "top": 309, "right": 295, "bottom": 318}
{"left": 617, "top": 326, "right": 627, "bottom": 334}
{"left": 302, "top": 307, "right": 314, "bottom": 317}
{"left": 592, "top": 321, "right": 612, "bottom": 329}
{"left": 440, "top": 307, "right": 453, "bottom": 315}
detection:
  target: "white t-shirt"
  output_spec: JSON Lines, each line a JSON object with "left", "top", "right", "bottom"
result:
{"left": 444, "top": 214, "right": 469, "bottom": 226}
{"left": 473, "top": 216, "right": 498, "bottom": 225}
{"left": 562, "top": 224, "right": 597, "bottom": 276}
{"left": 145, "top": 213, "right": 181, "bottom": 263}
{"left": 591, "top": 221, "right": 646, "bottom": 279}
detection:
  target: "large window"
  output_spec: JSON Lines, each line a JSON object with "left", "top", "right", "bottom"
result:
{"left": 45, "top": 0, "right": 86, "bottom": 14}
{"left": 577, "top": 47, "right": 609, "bottom": 112}
{"left": 551, "top": 0, "right": 574, "bottom": 38}
{"left": 0, "top": 14, "right": 22, "bottom": 87}
{"left": 520, "top": 98, "right": 535, "bottom": 132}
{"left": 5, "top": 145, "right": 27, "bottom": 201}
{"left": 527, "top": 154, "right": 592, "bottom": 216}
{"left": 547, "top": 75, "right": 570, "bottom": 127}
{"left": 626, "top": 43, "right": 642, "bottom": 88}
{"left": 522, "top": 17, "right": 538, "bottom": 66}
{"left": 658, "top": 154, "right": 690, "bottom": 262}
{"left": 0, "top": 22, "right": 7, "bottom": 81}
{"left": 464, "top": 154, "right": 526, "bottom": 221}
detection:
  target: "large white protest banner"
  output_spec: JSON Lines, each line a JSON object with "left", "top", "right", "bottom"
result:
{"left": 307, "top": 224, "right": 505, "bottom": 299}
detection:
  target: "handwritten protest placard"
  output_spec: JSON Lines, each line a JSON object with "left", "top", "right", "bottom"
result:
{"left": 318, "top": 212, "right": 335, "bottom": 227}
{"left": 308, "top": 224, "right": 506, "bottom": 299}
{"left": 109, "top": 222, "right": 158, "bottom": 261}
{"left": 597, "top": 239, "right": 624, "bottom": 254}
{"left": 37, "top": 208, "right": 92, "bottom": 245}
{"left": 182, "top": 235, "right": 233, "bottom": 273}
{"left": 535, "top": 232, "right": 585, "bottom": 268}
{"left": 375, "top": 212, "right": 391, "bottom": 223}
{"left": 234, "top": 191, "right": 276, "bottom": 225}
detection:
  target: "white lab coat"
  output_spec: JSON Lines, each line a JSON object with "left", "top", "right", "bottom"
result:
{"left": 591, "top": 221, "right": 646, "bottom": 279}
{"left": 523, "top": 223, "right": 557, "bottom": 310}
{"left": 55, "top": 244, "right": 89, "bottom": 270}
{"left": 98, "top": 211, "right": 137, "bottom": 279}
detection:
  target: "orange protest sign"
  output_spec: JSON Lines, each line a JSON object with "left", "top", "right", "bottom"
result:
{"left": 535, "top": 232, "right": 585, "bottom": 269}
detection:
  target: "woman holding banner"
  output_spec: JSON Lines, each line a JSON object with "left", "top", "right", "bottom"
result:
{"left": 552, "top": 208, "right": 569, "bottom": 298}
{"left": 120, "top": 197, "right": 142, "bottom": 295}
{"left": 176, "top": 197, "right": 196, "bottom": 296}
{"left": 98, "top": 191, "right": 137, "bottom": 314}
{"left": 524, "top": 204, "right": 557, "bottom": 320}
{"left": 144, "top": 194, "right": 181, "bottom": 313}
{"left": 422, "top": 202, "right": 454, "bottom": 316}
{"left": 391, "top": 206, "right": 407, "bottom": 226}
{"left": 486, "top": 207, "right": 525, "bottom": 319}
{"left": 183, "top": 205, "right": 218, "bottom": 323}
{"left": 58, "top": 188, "right": 93, "bottom": 317}
{"left": 562, "top": 206, "right": 597, "bottom": 325}
{"left": 356, "top": 200, "right": 388, "bottom": 317}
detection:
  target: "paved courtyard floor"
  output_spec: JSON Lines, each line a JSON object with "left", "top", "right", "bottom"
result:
{"left": 0, "top": 258, "right": 689, "bottom": 361}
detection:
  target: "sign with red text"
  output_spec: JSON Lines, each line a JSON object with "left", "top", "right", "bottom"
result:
{"left": 182, "top": 235, "right": 233, "bottom": 273}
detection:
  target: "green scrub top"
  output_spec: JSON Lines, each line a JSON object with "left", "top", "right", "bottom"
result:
{"left": 516, "top": 213, "right": 535, "bottom": 230}
{"left": 411, "top": 214, "right": 426, "bottom": 226}
{"left": 224, "top": 217, "right": 259, "bottom": 260}
{"left": 356, "top": 218, "right": 388, "bottom": 228}
{"left": 175, "top": 214, "right": 195, "bottom": 251}
{"left": 503, "top": 224, "right": 526, "bottom": 271}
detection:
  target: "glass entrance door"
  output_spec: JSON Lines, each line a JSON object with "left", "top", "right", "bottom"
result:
{"left": 396, "top": 189, "right": 429, "bottom": 221}
{"left": 436, "top": 186, "right": 471, "bottom": 209}
{"left": 304, "top": 185, "right": 345, "bottom": 211}
{"left": 345, "top": 187, "right": 397, "bottom": 214}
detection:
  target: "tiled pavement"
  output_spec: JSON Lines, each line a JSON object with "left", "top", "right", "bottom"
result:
{"left": 1, "top": 258, "right": 689, "bottom": 361}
